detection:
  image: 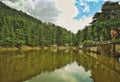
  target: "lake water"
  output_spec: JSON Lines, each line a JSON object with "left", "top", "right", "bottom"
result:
{"left": 0, "top": 50, "right": 120, "bottom": 82}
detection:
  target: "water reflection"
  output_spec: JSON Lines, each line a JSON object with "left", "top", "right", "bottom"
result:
{"left": 0, "top": 50, "right": 120, "bottom": 82}
{"left": 0, "top": 50, "right": 80, "bottom": 82}
{"left": 76, "top": 52, "right": 120, "bottom": 82}
{"left": 24, "top": 62, "right": 93, "bottom": 82}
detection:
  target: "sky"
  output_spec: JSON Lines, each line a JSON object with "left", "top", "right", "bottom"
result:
{"left": 0, "top": 0, "right": 120, "bottom": 33}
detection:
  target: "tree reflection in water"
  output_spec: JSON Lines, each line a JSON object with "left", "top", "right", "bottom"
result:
{"left": 0, "top": 50, "right": 120, "bottom": 82}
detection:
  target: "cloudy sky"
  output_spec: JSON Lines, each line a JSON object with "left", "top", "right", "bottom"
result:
{"left": 0, "top": 0, "right": 120, "bottom": 33}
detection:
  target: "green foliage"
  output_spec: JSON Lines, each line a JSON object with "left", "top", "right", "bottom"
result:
{"left": 76, "top": 1, "right": 120, "bottom": 45}
{"left": 0, "top": 2, "right": 75, "bottom": 47}
{"left": 83, "top": 40, "right": 95, "bottom": 47}
{"left": 110, "top": 39, "right": 120, "bottom": 44}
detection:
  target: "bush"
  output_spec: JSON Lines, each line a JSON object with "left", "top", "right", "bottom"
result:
{"left": 111, "top": 39, "right": 120, "bottom": 44}
{"left": 83, "top": 40, "right": 96, "bottom": 47}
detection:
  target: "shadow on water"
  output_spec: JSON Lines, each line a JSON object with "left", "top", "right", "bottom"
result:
{"left": 0, "top": 50, "right": 120, "bottom": 82}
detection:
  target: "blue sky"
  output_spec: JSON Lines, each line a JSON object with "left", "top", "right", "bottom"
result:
{"left": 74, "top": 0, "right": 104, "bottom": 20}
{"left": 1, "top": 0, "right": 120, "bottom": 33}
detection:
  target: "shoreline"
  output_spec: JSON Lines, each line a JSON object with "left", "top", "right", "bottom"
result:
{"left": 1, "top": 44, "right": 120, "bottom": 57}
{"left": 81, "top": 44, "right": 120, "bottom": 57}
{"left": 0, "top": 46, "right": 77, "bottom": 51}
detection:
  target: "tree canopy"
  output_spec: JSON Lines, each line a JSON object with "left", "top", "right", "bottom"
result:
{"left": 76, "top": 1, "right": 120, "bottom": 45}
{"left": 0, "top": 2, "right": 75, "bottom": 47}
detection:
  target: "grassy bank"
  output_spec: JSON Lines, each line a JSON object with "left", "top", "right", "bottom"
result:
{"left": 0, "top": 46, "right": 77, "bottom": 51}
{"left": 0, "top": 46, "right": 41, "bottom": 51}
{"left": 0, "top": 46, "right": 18, "bottom": 51}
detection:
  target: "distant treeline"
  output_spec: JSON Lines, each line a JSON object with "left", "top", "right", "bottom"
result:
{"left": 0, "top": 1, "right": 120, "bottom": 47}
{"left": 0, "top": 2, "right": 76, "bottom": 47}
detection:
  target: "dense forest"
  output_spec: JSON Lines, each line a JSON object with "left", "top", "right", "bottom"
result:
{"left": 76, "top": 2, "right": 120, "bottom": 46}
{"left": 0, "top": 1, "right": 120, "bottom": 47}
{"left": 0, "top": 2, "right": 75, "bottom": 47}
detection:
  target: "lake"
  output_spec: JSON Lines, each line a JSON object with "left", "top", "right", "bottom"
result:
{"left": 0, "top": 50, "right": 120, "bottom": 82}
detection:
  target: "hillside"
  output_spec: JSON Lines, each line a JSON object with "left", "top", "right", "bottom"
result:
{"left": 0, "top": 2, "right": 75, "bottom": 47}
{"left": 76, "top": 1, "right": 120, "bottom": 45}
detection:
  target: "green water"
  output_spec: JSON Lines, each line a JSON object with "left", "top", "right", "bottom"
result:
{"left": 0, "top": 50, "right": 120, "bottom": 82}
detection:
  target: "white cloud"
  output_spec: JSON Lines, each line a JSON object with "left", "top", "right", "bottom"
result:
{"left": 104, "top": 0, "right": 120, "bottom": 2}
{"left": 28, "top": 0, "right": 35, "bottom": 10}
{"left": 83, "top": 3, "right": 90, "bottom": 12}
{"left": 0, "top": 0, "right": 61, "bottom": 22}
{"left": 54, "top": 0, "right": 92, "bottom": 33}
{"left": 86, "top": 0, "right": 99, "bottom": 2}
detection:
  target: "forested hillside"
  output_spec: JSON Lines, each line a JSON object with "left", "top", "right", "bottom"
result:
{"left": 76, "top": 2, "right": 120, "bottom": 45}
{"left": 1, "top": 1, "right": 119, "bottom": 47}
{"left": 0, "top": 2, "right": 75, "bottom": 47}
